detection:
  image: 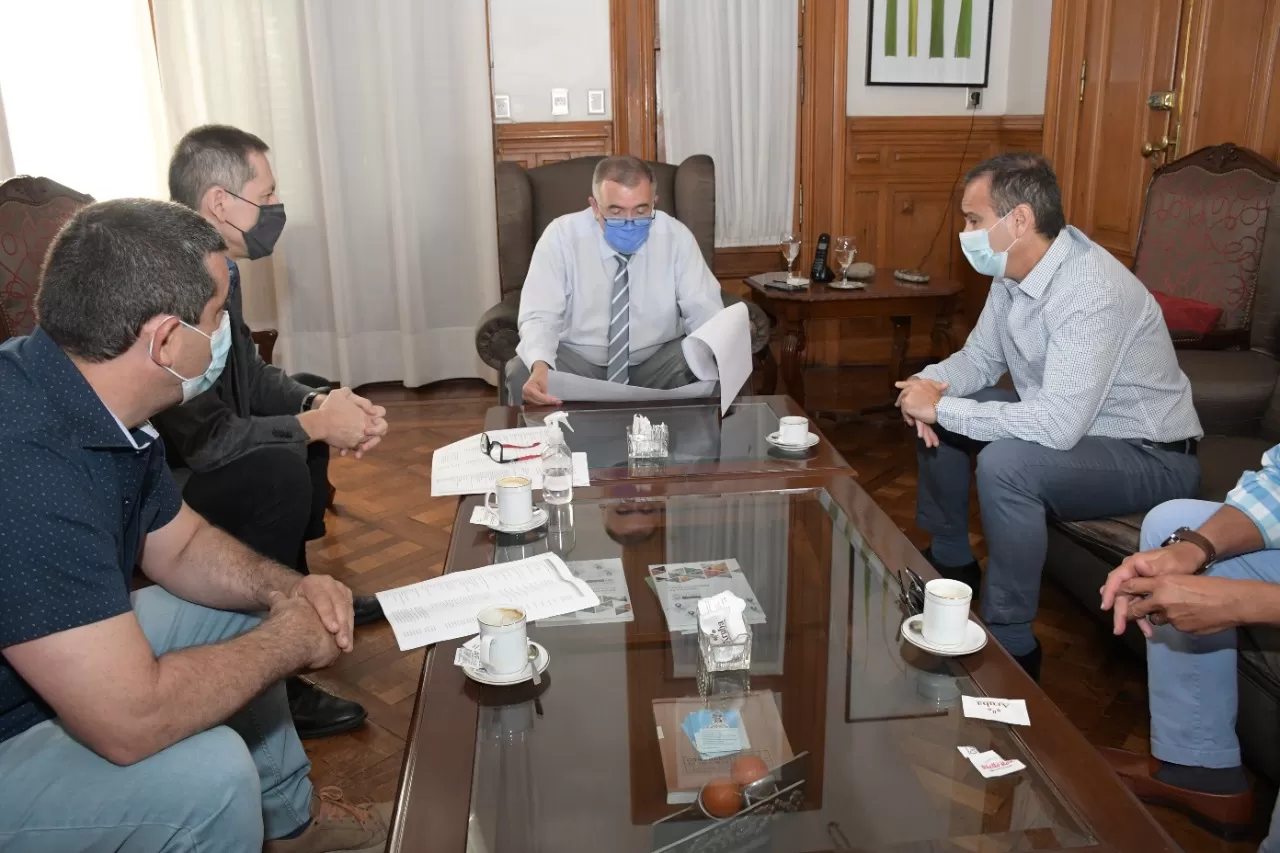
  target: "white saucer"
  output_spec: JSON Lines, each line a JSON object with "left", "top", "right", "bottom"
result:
{"left": 462, "top": 641, "right": 550, "bottom": 686}
{"left": 766, "top": 431, "right": 819, "bottom": 450}
{"left": 485, "top": 507, "right": 548, "bottom": 534}
{"left": 827, "top": 280, "right": 867, "bottom": 290}
{"left": 900, "top": 614, "right": 987, "bottom": 657}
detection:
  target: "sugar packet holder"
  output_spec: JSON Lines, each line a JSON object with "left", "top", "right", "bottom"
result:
{"left": 697, "top": 591, "right": 751, "bottom": 671}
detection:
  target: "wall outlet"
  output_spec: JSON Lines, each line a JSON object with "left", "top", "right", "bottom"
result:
{"left": 966, "top": 88, "right": 983, "bottom": 110}
{"left": 493, "top": 94, "right": 511, "bottom": 121}
{"left": 587, "top": 89, "right": 606, "bottom": 115}
{"left": 551, "top": 88, "right": 569, "bottom": 116}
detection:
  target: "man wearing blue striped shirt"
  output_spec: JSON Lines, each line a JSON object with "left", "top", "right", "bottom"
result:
{"left": 1097, "top": 446, "right": 1280, "bottom": 843}
{"left": 896, "top": 153, "right": 1202, "bottom": 680}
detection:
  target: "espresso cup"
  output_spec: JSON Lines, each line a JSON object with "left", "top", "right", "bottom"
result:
{"left": 477, "top": 604, "right": 530, "bottom": 676}
{"left": 921, "top": 578, "right": 972, "bottom": 648}
{"left": 486, "top": 476, "right": 533, "bottom": 527}
{"left": 779, "top": 416, "right": 810, "bottom": 445}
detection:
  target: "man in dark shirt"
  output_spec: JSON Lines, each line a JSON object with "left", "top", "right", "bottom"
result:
{"left": 156, "top": 124, "right": 390, "bottom": 739}
{"left": 0, "top": 199, "right": 387, "bottom": 851}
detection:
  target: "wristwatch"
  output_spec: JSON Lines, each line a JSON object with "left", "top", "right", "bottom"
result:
{"left": 1161, "top": 526, "right": 1217, "bottom": 574}
{"left": 300, "top": 387, "right": 330, "bottom": 413}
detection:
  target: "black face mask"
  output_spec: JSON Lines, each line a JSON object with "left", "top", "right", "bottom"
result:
{"left": 228, "top": 191, "right": 287, "bottom": 260}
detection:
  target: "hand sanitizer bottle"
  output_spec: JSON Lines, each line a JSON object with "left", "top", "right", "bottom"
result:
{"left": 541, "top": 412, "right": 574, "bottom": 505}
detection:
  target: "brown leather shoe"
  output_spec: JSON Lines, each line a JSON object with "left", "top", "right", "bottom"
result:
{"left": 263, "top": 787, "right": 389, "bottom": 853}
{"left": 1099, "top": 747, "right": 1254, "bottom": 840}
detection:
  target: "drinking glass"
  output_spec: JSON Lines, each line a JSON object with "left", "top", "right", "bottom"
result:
{"left": 833, "top": 236, "right": 857, "bottom": 285}
{"left": 780, "top": 233, "right": 801, "bottom": 283}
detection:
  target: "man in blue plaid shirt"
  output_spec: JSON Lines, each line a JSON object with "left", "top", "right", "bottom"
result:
{"left": 1098, "top": 445, "right": 1280, "bottom": 845}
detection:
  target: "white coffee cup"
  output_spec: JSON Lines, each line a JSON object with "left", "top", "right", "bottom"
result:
{"left": 922, "top": 578, "right": 973, "bottom": 648}
{"left": 477, "top": 604, "right": 530, "bottom": 676}
{"left": 486, "top": 476, "right": 533, "bottom": 527}
{"left": 779, "top": 416, "right": 810, "bottom": 445}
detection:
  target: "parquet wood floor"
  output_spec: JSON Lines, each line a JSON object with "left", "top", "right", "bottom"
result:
{"left": 302, "top": 373, "right": 1265, "bottom": 851}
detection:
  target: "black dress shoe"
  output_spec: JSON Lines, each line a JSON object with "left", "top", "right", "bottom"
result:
{"left": 1013, "top": 641, "right": 1043, "bottom": 682}
{"left": 286, "top": 678, "right": 367, "bottom": 739}
{"left": 353, "top": 595, "right": 385, "bottom": 627}
{"left": 922, "top": 547, "right": 983, "bottom": 595}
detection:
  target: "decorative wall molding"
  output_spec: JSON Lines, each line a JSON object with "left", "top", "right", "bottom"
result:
{"left": 494, "top": 121, "right": 614, "bottom": 168}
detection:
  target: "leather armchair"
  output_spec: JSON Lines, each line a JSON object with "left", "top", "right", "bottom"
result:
{"left": 0, "top": 175, "right": 280, "bottom": 364}
{"left": 474, "top": 155, "right": 773, "bottom": 399}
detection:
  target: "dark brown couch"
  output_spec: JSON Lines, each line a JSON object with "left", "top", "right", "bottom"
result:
{"left": 474, "top": 155, "right": 772, "bottom": 403}
{"left": 1043, "top": 145, "right": 1280, "bottom": 783}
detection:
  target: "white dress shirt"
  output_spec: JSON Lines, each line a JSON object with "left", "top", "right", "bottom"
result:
{"left": 516, "top": 209, "right": 723, "bottom": 369}
{"left": 919, "top": 226, "right": 1202, "bottom": 451}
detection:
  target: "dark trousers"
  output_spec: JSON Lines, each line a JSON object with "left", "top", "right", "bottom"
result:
{"left": 916, "top": 387, "right": 1201, "bottom": 629}
{"left": 182, "top": 373, "right": 332, "bottom": 574}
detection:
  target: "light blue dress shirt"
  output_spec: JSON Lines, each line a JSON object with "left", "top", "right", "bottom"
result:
{"left": 516, "top": 209, "right": 723, "bottom": 369}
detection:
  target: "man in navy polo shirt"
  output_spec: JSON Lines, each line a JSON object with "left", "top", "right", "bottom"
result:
{"left": 0, "top": 200, "right": 387, "bottom": 851}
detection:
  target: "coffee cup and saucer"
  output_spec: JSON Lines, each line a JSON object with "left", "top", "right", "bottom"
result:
{"left": 462, "top": 605, "right": 551, "bottom": 686}
{"left": 480, "top": 476, "right": 548, "bottom": 534}
{"left": 900, "top": 578, "right": 987, "bottom": 656}
{"left": 766, "top": 416, "right": 820, "bottom": 451}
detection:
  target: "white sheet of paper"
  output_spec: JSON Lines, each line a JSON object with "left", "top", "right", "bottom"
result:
{"left": 694, "top": 727, "right": 742, "bottom": 757}
{"left": 375, "top": 553, "right": 599, "bottom": 651}
{"left": 430, "top": 425, "right": 589, "bottom": 496}
{"left": 958, "top": 746, "right": 1027, "bottom": 778}
{"left": 546, "top": 371, "right": 718, "bottom": 403}
{"left": 961, "top": 695, "right": 1031, "bottom": 726}
{"left": 682, "top": 302, "right": 752, "bottom": 415}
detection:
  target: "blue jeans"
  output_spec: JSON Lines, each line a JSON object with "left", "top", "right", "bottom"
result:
{"left": 1140, "top": 499, "right": 1280, "bottom": 851}
{"left": 0, "top": 587, "right": 312, "bottom": 851}
{"left": 917, "top": 388, "right": 1201, "bottom": 631}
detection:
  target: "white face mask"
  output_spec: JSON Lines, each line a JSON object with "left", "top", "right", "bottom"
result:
{"left": 958, "top": 209, "right": 1021, "bottom": 279}
{"left": 149, "top": 311, "right": 232, "bottom": 403}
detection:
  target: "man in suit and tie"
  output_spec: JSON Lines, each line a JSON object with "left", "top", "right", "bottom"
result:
{"left": 507, "top": 155, "right": 724, "bottom": 405}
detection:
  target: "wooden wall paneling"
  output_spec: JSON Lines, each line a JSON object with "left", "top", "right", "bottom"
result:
{"left": 493, "top": 121, "right": 614, "bottom": 169}
{"left": 1042, "top": 0, "right": 1090, "bottom": 208}
{"left": 712, "top": 245, "right": 785, "bottom": 298}
{"left": 816, "top": 116, "right": 1043, "bottom": 368}
{"left": 609, "top": 0, "right": 658, "bottom": 160}
{"left": 798, "top": 0, "right": 850, "bottom": 276}
{"left": 1177, "top": 0, "right": 1280, "bottom": 161}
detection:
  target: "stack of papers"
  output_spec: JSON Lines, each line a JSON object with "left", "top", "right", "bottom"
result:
{"left": 430, "top": 426, "right": 590, "bottom": 496}
{"left": 546, "top": 302, "right": 752, "bottom": 415}
{"left": 375, "top": 554, "right": 599, "bottom": 651}
{"left": 538, "top": 559, "right": 635, "bottom": 626}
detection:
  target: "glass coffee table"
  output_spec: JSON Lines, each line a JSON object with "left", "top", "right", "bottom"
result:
{"left": 483, "top": 396, "right": 853, "bottom": 482}
{"left": 389, "top": 475, "right": 1177, "bottom": 853}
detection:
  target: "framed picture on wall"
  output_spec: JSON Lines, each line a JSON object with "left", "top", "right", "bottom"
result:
{"left": 866, "top": 0, "right": 995, "bottom": 87}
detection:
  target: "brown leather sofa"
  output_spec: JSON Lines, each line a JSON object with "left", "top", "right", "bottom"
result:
{"left": 1043, "top": 145, "right": 1280, "bottom": 783}
{"left": 474, "top": 155, "right": 773, "bottom": 403}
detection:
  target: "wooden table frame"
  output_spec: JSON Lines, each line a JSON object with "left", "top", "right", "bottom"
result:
{"left": 746, "top": 271, "right": 963, "bottom": 409}
{"left": 387, "top": 473, "right": 1180, "bottom": 853}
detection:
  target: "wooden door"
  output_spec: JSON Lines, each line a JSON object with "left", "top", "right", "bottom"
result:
{"left": 1177, "top": 0, "right": 1280, "bottom": 162}
{"left": 1044, "top": 0, "right": 1183, "bottom": 265}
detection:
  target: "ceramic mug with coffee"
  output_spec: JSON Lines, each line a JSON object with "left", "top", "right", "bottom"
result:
{"left": 486, "top": 476, "right": 533, "bottom": 527}
{"left": 921, "top": 578, "right": 972, "bottom": 648}
{"left": 779, "top": 416, "right": 810, "bottom": 445}
{"left": 477, "top": 604, "right": 530, "bottom": 676}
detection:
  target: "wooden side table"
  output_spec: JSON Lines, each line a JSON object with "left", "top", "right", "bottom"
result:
{"left": 744, "top": 270, "right": 963, "bottom": 409}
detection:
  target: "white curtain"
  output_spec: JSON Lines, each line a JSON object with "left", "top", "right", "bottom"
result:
{"left": 0, "top": 0, "right": 168, "bottom": 198}
{"left": 152, "top": 0, "right": 500, "bottom": 387}
{"left": 658, "top": 0, "right": 799, "bottom": 248}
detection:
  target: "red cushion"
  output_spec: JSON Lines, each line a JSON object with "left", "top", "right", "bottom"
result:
{"left": 1152, "top": 291, "right": 1223, "bottom": 336}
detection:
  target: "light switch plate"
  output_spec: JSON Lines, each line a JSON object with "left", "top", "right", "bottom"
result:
{"left": 587, "top": 89, "right": 606, "bottom": 115}
{"left": 493, "top": 94, "right": 511, "bottom": 120}
{"left": 551, "top": 88, "right": 569, "bottom": 116}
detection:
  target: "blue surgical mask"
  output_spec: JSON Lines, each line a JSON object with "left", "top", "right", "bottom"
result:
{"left": 958, "top": 210, "right": 1021, "bottom": 278}
{"left": 602, "top": 215, "right": 654, "bottom": 254}
{"left": 151, "top": 311, "right": 232, "bottom": 403}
